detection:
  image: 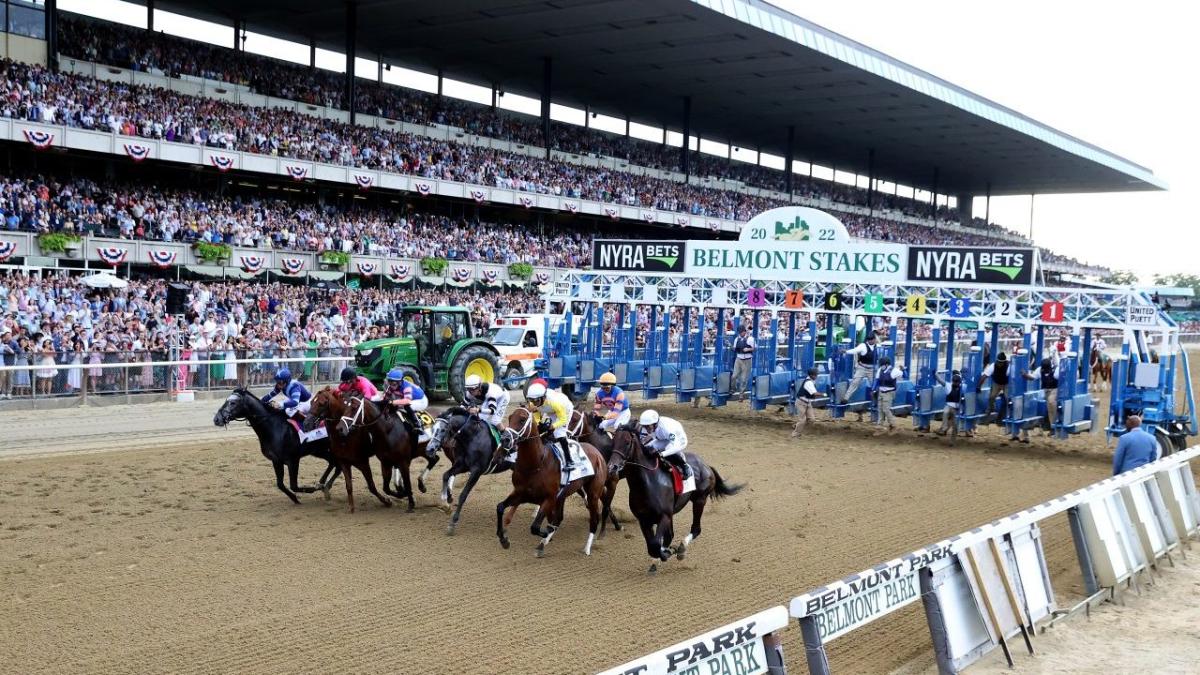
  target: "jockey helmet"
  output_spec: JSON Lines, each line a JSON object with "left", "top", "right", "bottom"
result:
{"left": 340, "top": 366, "right": 357, "bottom": 383}
{"left": 274, "top": 368, "right": 291, "bottom": 382}
{"left": 598, "top": 372, "right": 617, "bottom": 386}
{"left": 639, "top": 410, "right": 660, "bottom": 427}
{"left": 526, "top": 382, "right": 547, "bottom": 402}
{"left": 386, "top": 368, "right": 404, "bottom": 383}
{"left": 465, "top": 373, "right": 483, "bottom": 389}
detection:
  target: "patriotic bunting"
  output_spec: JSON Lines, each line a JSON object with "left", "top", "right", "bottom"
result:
{"left": 389, "top": 263, "right": 412, "bottom": 282}
{"left": 147, "top": 249, "right": 177, "bottom": 268}
{"left": 518, "top": 196, "right": 535, "bottom": 209}
{"left": 482, "top": 269, "right": 499, "bottom": 283}
{"left": 414, "top": 181, "right": 433, "bottom": 196}
{"left": 0, "top": 241, "right": 16, "bottom": 262}
{"left": 451, "top": 266, "right": 472, "bottom": 283}
{"left": 533, "top": 271, "right": 551, "bottom": 285}
{"left": 280, "top": 258, "right": 305, "bottom": 275}
{"left": 470, "top": 189, "right": 487, "bottom": 204}
{"left": 675, "top": 216, "right": 690, "bottom": 227}
{"left": 353, "top": 174, "right": 374, "bottom": 190}
{"left": 708, "top": 220, "right": 721, "bottom": 232}
{"left": 603, "top": 207, "right": 619, "bottom": 220}
{"left": 562, "top": 201, "right": 579, "bottom": 214}
{"left": 97, "top": 246, "right": 129, "bottom": 266}
{"left": 357, "top": 262, "right": 378, "bottom": 277}
{"left": 240, "top": 255, "right": 266, "bottom": 273}
{"left": 23, "top": 129, "right": 55, "bottom": 149}
{"left": 284, "top": 165, "right": 309, "bottom": 181}
{"left": 210, "top": 155, "right": 235, "bottom": 172}
{"left": 124, "top": 143, "right": 151, "bottom": 162}
{"left": 642, "top": 211, "right": 656, "bottom": 223}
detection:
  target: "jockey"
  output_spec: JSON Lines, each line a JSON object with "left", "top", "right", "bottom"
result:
{"left": 526, "top": 382, "right": 575, "bottom": 471}
{"left": 337, "top": 366, "right": 379, "bottom": 399}
{"left": 593, "top": 372, "right": 630, "bottom": 433}
{"left": 262, "top": 368, "right": 311, "bottom": 418}
{"left": 463, "top": 373, "right": 510, "bottom": 431}
{"left": 382, "top": 369, "right": 429, "bottom": 440}
{"left": 638, "top": 410, "right": 692, "bottom": 481}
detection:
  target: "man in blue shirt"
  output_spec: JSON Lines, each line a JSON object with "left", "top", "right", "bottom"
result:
{"left": 1113, "top": 415, "right": 1159, "bottom": 475}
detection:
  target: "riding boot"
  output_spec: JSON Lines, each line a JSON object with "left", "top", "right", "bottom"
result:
{"left": 557, "top": 437, "right": 574, "bottom": 471}
{"left": 668, "top": 454, "right": 693, "bottom": 480}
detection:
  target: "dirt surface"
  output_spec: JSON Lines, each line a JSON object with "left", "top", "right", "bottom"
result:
{"left": 0, "top": 369, "right": 1194, "bottom": 674}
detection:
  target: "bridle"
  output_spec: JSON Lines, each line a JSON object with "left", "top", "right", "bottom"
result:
{"left": 338, "top": 394, "right": 383, "bottom": 436}
{"left": 609, "top": 427, "right": 660, "bottom": 473}
{"left": 217, "top": 390, "right": 257, "bottom": 428}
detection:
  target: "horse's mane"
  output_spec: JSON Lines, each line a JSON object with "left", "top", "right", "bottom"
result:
{"left": 442, "top": 406, "right": 472, "bottom": 418}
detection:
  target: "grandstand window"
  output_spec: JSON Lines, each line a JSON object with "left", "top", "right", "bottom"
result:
{"left": 442, "top": 77, "right": 492, "bottom": 106}
{"left": 60, "top": 0, "right": 143, "bottom": 28}
{"left": 589, "top": 112, "right": 625, "bottom": 135}
{"left": 699, "top": 138, "right": 728, "bottom": 157}
{"left": 152, "top": 8, "right": 230, "bottom": 49}
{"left": 383, "top": 65, "right": 437, "bottom": 94}
{"left": 834, "top": 169, "right": 857, "bottom": 186}
{"left": 628, "top": 121, "right": 663, "bottom": 143}
{"left": 6, "top": 0, "right": 43, "bottom": 39}
{"left": 664, "top": 130, "right": 683, "bottom": 148}
{"left": 791, "top": 160, "right": 811, "bottom": 176}
{"left": 312, "top": 48, "right": 346, "bottom": 73}
{"left": 550, "top": 104, "right": 585, "bottom": 126}
{"left": 497, "top": 91, "right": 540, "bottom": 117}
{"left": 810, "top": 164, "right": 834, "bottom": 181}
{"left": 354, "top": 57, "right": 378, "bottom": 81}
{"left": 243, "top": 31, "right": 309, "bottom": 66}
{"left": 730, "top": 146, "right": 756, "bottom": 164}
{"left": 759, "top": 152, "right": 785, "bottom": 171}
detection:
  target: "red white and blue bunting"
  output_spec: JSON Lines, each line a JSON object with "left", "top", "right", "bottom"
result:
{"left": 562, "top": 201, "right": 579, "bottom": 214}
{"left": 414, "top": 181, "right": 433, "bottom": 196}
{"left": 23, "top": 129, "right": 54, "bottom": 149}
{"left": 389, "top": 263, "right": 412, "bottom": 282}
{"left": 284, "top": 165, "right": 309, "bottom": 181}
{"left": 642, "top": 211, "right": 656, "bottom": 223}
{"left": 147, "top": 249, "right": 177, "bottom": 268}
{"left": 240, "top": 255, "right": 266, "bottom": 274}
{"left": 482, "top": 269, "right": 499, "bottom": 284}
{"left": 0, "top": 241, "right": 17, "bottom": 262}
{"left": 210, "top": 155, "right": 235, "bottom": 172}
{"left": 604, "top": 206, "right": 619, "bottom": 220}
{"left": 356, "top": 262, "right": 378, "bottom": 277}
{"left": 533, "top": 271, "right": 550, "bottom": 285}
{"left": 518, "top": 195, "right": 535, "bottom": 209}
{"left": 97, "top": 246, "right": 129, "bottom": 266}
{"left": 451, "top": 266, "right": 472, "bottom": 283}
{"left": 353, "top": 174, "right": 374, "bottom": 190}
{"left": 124, "top": 143, "right": 151, "bottom": 162}
{"left": 279, "top": 258, "right": 305, "bottom": 275}
{"left": 470, "top": 189, "right": 487, "bottom": 204}
{"left": 675, "top": 216, "right": 690, "bottom": 227}
{"left": 708, "top": 220, "right": 721, "bottom": 232}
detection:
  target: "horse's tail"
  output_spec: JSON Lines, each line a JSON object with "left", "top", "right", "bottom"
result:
{"left": 710, "top": 467, "right": 744, "bottom": 500}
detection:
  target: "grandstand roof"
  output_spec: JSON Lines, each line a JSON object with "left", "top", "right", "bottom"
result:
{"left": 154, "top": 0, "right": 1163, "bottom": 196}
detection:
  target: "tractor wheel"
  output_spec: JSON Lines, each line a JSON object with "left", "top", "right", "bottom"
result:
{"left": 1154, "top": 427, "right": 1175, "bottom": 459}
{"left": 448, "top": 345, "right": 499, "bottom": 403}
{"left": 397, "top": 366, "right": 424, "bottom": 389}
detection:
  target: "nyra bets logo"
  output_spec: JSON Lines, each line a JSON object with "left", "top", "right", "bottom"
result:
{"left": 906, "top": 246, "right": 1035, "bottom": 285}
{"left": 592, "top": 240, "right": 686, "bottom": 273}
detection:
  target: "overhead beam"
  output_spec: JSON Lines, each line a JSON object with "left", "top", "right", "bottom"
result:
{"left": 345, "top": 2, "right": 357, "bottom": 125}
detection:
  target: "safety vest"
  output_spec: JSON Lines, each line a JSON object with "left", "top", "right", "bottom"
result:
{"left": 797, "top": 377, "right": 818, "bottom": 399}
{"left": 877, "top": 368, "right": 897, "bottom": 391}
{"left": 858, "top": 343, "right": 876, "bottom": 365}
{"left": 734, "top": 335, "right": 753, "bottom": 359}
{"left": 991, "top": 360, "right": 1009, "bottom": 385}
{"left": 1040, "top": 366, "right": 1058, "bottom": 390}
{"left": 945, "top": 380, "right": 963, "bottom": 403}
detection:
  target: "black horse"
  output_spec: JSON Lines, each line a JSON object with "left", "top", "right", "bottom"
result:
{"left": 213, "top": 388, "right": 340, "bottom": 504}
{"left": 580, "top": 412, "right": 623, "bottom": 535}
{"left": 426, "top": 407, "right": 513, "bottom": 535}
{"left": 607, "top": 424, "right": 743, "bottom": 574}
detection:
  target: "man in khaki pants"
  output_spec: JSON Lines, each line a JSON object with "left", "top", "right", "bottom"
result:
{"left": 873, "top": 357, "right": 904, "bottom": 435}
{"left": 731, "top": 324, "right": 755, "bottom": 401}
{"left": 792, "top": 367, "right": 820, "bottom": 437}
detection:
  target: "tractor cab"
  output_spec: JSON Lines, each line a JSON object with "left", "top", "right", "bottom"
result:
{"left": 355, "top": 306, "right": 499, "bottom": 402}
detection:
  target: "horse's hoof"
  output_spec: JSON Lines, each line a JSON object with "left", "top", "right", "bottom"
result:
{"left": 613, "top": 522, "right": 623, "bottom": 531}
{"left": 380, "top": 500, "right": 392, "bottom": 508}
{"left": 446, "top": 523, "right": 457, "bottom": 536}
{"left": 417, "top": 480, "right": 427, "bottom": 494}
{"left": 500, "top": 537, "right": 510, "bottom": 550}
{"left": 648, "top": 564, "right": 658, "bottom": 576}
{"left": 675, "top": 546, "right": 687, "bottom": 561}
{"left": 535, "top": 546, "right": 546, "bottom": 559}
{"left": 438, "top": 502, "right": 452, "bottom": 514}
{"left": 406, "top": 505, "right": 415, "bottom": 514}
{"left": 581, "top": 548, "right": 592, "bottom": 557}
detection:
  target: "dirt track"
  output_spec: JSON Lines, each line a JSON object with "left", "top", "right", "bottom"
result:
{"left": 7, "top": 379, "right": 1168, "bottom": 675}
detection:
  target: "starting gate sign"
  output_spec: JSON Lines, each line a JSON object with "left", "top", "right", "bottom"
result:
{"left": 823, "top": 292, "right": 844, "bottom": 311}
{"left": 1127, "top": 304, "right": 1157, "bottom": 327}
{"left": 995, "top": 298, "right": 1018, "bottom": 321}
{"left": 746, "top": 287, "right": 767, "bottom": 307}
{"left": 599, "top": 606, "right": 789, "bottom": 675}
{"left": 905, "top": 294, "right": 928, "bottom": 315}
{"left": 947, "top": 297, "right": 972, "bottom": 318}
{"left": 863, "top": 293, "right": 885, "bottom": 314}
{"left": 1041, "top": 301, "right": 1065, "bottom": 323}
{"left": 784, "top": 289, "right": 804, "bottom": 309}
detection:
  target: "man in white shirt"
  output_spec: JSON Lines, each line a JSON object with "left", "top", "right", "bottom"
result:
{"left": 841, "top": 333, "right": 879, "bottom": 406}
{"left": 791, "top": 367, "right": 821, "bottom": 438}
{"left": 731, "top": 324, "right": 754, "bottom": 401}
{"left": 873, "top": 357, "right": 905, "bottom": 435}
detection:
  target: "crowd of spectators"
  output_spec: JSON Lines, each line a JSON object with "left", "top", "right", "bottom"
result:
{"left": 0, "top": 270, "right": 540, "bottom": 398}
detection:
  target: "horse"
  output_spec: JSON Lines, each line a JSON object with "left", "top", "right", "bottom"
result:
{"left": 212, "top": 388, "right": 340, "bottom": 504}
{"left": 607, "top": 424, "right": 743, "bottom": 574}
{"left": 339, "top": 395, "right": 439, "bottom": 513}
{"left": 573, "top": 411, "right": 623, "bottom": 535}
{"left": 306, "top": 387, "right": 391, "bottom": 513}
{"left": 1090, "top": 348, "right": 1112, "bottom": 391}
{"left": 426, "top": 406, "right": 514, "bottom": 535}
{"left": 494, "top": 407, "right": 608, "bottom": 558}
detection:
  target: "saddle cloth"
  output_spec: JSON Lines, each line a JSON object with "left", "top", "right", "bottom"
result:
{"left": 666, "top": 464, "right": 696, "bottom": 496}
{"left": 558, "top": 439, "right": 595, "bottom": 483}
{"left": 287, "top": 418, "right": 328, "bottom": 444}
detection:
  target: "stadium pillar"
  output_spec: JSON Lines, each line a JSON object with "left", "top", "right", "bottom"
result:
{"left": 584, "top": 105, "right": 590, "bottom": 128}
{"left": 541, "top": 57, "right": 552, "bottom": 159}
{"left": 784, "top": 125, "right": 795, "bottom": 194}
{"left": 957, "top": 192, "right": 973, "bottom": 227}
{"left": 984, "top": 182, "right": 991, "bottom": 223}
{"left": 345, "top": 2, "right": 357, "bottom": 125}
{"left": 309, "top": 39, "right": 316, "bottom": 69}
{"left": 147, "top": 0, "right": 154, "bottom": 32}
{"left": 930, "top": 166, "right": 940, "bottom": 218}
{"left": 45, "top": 0, "right": 57, "bottom": 72}
{"left": 625, "top": 116, "right": 630, "bottom": 137}
{"left": 491, "top": 85, "right": 498, "bottom": 110}
{"left": 233, "top": 20, "right": 243, "bottom": 51}
{"left": 681, "top": 95, "right": 692, "bottom": 177}
{"left": 867, "top": 148, "right": 876, "bottom": 211}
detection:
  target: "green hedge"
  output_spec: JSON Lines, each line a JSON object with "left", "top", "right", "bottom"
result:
{"left": 507, "top": 262, "right": 533, "bottom": 280}
{"left": 320, "top": 250, "right": 351, "bottom": 266}
{"left": 420, "top": 256, "right": 448, "bottom": 275}
{"left": 37, "top": 232, "right": 82, "bottom": 253}
{"left": 194, "top": 241, "right": 232, "bottom": 263}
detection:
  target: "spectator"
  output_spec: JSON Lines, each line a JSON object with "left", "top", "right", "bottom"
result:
{"left": 1112, "top": 415, "right": 1159, "bottom": 475}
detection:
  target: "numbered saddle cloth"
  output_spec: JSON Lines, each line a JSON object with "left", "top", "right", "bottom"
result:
{"left": 559, "top": 439, "right": 594, "bottom": 483}
{"left": 287, "top": 418, "right": 328, "bottom": 444}
{"left": 666, "top": 464, "right": 696, "bottom": 496}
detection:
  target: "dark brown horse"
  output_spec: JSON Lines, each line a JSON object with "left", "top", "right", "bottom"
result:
{"left": 495, "top": 407, "right": 608, "bottom": 557}
{"left": 339, "top": 395, "right": 438, "bottom": 512}
{"left": 572, "top": 412, "right": 623, "bottom": 535}
{"left": 607, "top": 425, "right": 743, "bottom": 574}
{"left": 307, "top": 387, "right": 390, "bottom": 513}
{"left": 1090, "top": 347, "right": 1112, "bottom": 390}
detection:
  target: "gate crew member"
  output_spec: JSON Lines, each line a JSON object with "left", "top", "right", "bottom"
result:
{"left": 732, "top": 324, "right": 755, "bottom": 401}
{"left": 638, "top": 410, "right": 693, "bottom": 481}
{"left": 791, "top": 367, "right": 820, "bottom": 438}
{"left": 526, "top": 382, "right": 575, "bottom": 470}
{"left": 593, "top": 372, "right": 630, "bottom": 432}
{"left": 935, "top": 371, "right": 965, "bottom": 442}
{"left": 841, "top": 333, "right": 878, "bottom": 421}
{"left": 1012, "top": 358, "right": 1061, "bottom": 443}
{"left": 1113, "top": 415, "right": 1158, "bottom": 475}
{"left": 981, "top": 352, "right": 1009, "bottom": 424}
{"left": 874, "top": 357, "right": 904, "bottom": 436}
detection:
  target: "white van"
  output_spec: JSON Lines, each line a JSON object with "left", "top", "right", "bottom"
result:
{"left": 488, "top": 314, "right": 568, "bottom": 388}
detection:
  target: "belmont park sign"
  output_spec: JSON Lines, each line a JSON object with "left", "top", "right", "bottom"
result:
{"left": 592, "top": 207, "right": 1037, "bottom": 286}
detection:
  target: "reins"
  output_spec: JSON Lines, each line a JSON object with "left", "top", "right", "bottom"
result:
{"left": 610, "top": 430, "right": 660, "bottom": 473}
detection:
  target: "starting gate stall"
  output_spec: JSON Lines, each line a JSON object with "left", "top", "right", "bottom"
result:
{"left": 575, "top": 206, "right": 1193, "bottom": 443}
{"left": 608, "top": 305, "right": 643, "bottom": 390}
{"left": 536, "top": 309, "right": 583, "bottom": 392}
{"left": 958, "top": 344, "right": 990, "bottom": 433}
{"left": 1053, "top": 350, "right": 1100, "bottom": 437}
{"left": 1108, "top": 331, "right": 1197, "bottom": 455}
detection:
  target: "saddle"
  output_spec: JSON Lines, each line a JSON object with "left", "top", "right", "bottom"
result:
{"left": 287, "top": 418, "right": 328, "bottom": 444}
{"left": 663, "top": 461, "right": 696, "bottom": 496}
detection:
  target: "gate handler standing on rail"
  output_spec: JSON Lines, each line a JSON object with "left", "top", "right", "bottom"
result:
{"left": 732, "top": 324, "right": 755, "bottom": 401}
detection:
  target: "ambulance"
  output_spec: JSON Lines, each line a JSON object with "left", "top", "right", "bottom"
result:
{"left": 487, "top": 314, "right": 573, "bottom": 388}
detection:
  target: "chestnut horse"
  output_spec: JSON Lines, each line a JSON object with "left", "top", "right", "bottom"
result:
{"left": 1090, "top": 347, "right": 1112, "bottom": 390}
{"left": 307, "top": 387, "right": 391, "bottom": 513}
{"left": 495, "top": 407, "right": 608, "bottom": 558}
{"left": 339, "top": 395, "right": 438, "bottom": 512}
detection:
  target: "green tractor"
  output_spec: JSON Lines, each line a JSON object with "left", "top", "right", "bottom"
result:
{"left": 354, "top": 306, "right": 501, "bottom": 402}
